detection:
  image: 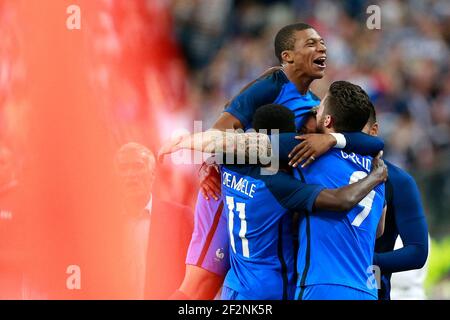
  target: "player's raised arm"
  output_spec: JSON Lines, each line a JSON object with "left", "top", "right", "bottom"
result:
{"left": 374, "top": 172, "right": 429, "bottom": 273}
{"left": 203, "top": 119, "right": 386, "bottom": 169}
{"left": 157, "top": 130, "right": 271, "bottom": 163}
{"left": 157, "top": 130, "right": 222, "bottom": 161}
{"left": 166, "top": 129, "right": 384, "bottom": 170}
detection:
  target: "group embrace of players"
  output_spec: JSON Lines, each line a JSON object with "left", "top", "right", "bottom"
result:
{"left": 159, "top": 23, "right": 429, "bottom": 300}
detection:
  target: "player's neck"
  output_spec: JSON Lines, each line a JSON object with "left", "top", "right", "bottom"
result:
{"left": 324, "top": 127, "right": 336, "bottom": 135}
{"left": 283, "top": 68, "right": 313, "bottom": 95}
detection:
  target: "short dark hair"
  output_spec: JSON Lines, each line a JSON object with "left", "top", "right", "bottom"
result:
{"left": 252, "top": 104, "right": 296, "bottom": 135}
{"left": 367, "top": 101, "right": 377, "bottom": 126}
{"left": 274, "top": 23, "right": 313, "bottom": 63}
{"left": 324, "top": 81, "right": 371, "bottom": 132}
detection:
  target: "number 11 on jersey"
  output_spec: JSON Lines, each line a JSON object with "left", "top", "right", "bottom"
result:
{"left": 226, "top": 196, "right": 250, "bottom": 258}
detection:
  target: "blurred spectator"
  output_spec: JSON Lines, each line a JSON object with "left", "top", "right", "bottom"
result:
{"left": 115, "top": 142, "right": 193, "bottom": 299}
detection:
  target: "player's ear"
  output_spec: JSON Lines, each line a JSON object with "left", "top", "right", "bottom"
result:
{"left": 281, "top": 50, "right": 294, "bottom": 64}
{"left": 324, "top": 115, "right": 333, "bottom": 128}
{"left": 370, "top": 122, "right": 379, "bottom": 136}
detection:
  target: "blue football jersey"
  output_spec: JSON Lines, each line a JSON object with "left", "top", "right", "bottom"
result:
{"left": 224, "top": 70, "right": 320, "bottom": 130}
{"left": 296, "top": 150, "right": 385, "bottom": 298}
{"left": 220, "top": 164, "right": 325, "bottom": 300}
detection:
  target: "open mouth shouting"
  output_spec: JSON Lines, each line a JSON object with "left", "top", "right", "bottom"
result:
{"left": 313, "top": 56, "right": 327, "bottom": 69}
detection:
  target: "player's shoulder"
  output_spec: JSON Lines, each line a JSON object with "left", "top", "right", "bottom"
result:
{"left": 334, "top": 149, "right": 373, "bottom": 171}
{"left": 309, "top": 90, "right": 321, "bottom": 102}
{"left": 300, "top": 150, "right": 345, "bottom": 181}
{"left": 308, "top": 148, "right": 346, "bottom": 166}
{"left": 248, "top": 69, "right": 289, "bottom": 92}
{"left": 385, "top": 160, "right": 417, "bottom": 189}
{"left": 299, "top": 149, "right": 336, "bottom": 176}
{"left": 258, "top": 169, "right": 304, "bottom": 197}
{"left": 259, "top": 68, "right": 289, "bottom": 83}
{"left": 224, "top": 164, "right": 294, "bottom": 187}
{"left": 301, "top": 149, "right": 373, "bottom": 183}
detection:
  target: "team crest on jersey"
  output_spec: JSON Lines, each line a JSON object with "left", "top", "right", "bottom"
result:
{"left": 215, "top": 248, "right": 224, "bottom": 261}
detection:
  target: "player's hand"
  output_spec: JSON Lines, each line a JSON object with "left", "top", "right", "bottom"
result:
{"left": 288, "top": 134, "right": 337, "bottom": 168}
{"left": 370, "top": 151, "right": 388, "bottom": 182}
{"left": 157, "top": 135, "right": 184, "bottom": 163}
{"left": 199, "top": 161, "right": 221, "bottom": 201}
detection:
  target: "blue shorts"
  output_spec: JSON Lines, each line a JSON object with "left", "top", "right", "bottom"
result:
{"left": 185, "top": 192, "right": 230, "bottom": 276}
{"left": 296, "top": 284, "right": 377, "bottom": 300}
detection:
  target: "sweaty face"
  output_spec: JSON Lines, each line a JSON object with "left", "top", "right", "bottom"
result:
{"left": 115, "top": 149, "right": 155, "bottom": 202}
{"left": 291, "top": 29, "right": 327, "bottom": 79}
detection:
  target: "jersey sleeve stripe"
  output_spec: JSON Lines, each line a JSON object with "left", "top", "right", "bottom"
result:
{"left": 196, "top": 201, "right": 224, "bottom": 267}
